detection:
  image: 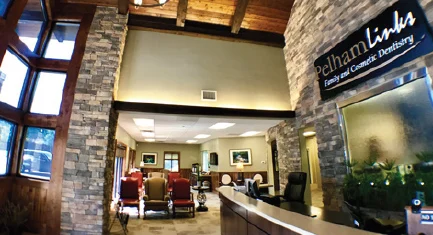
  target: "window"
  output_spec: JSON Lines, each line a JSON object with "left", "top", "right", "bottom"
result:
{"left": 44, "top": 23, "right": 79, "bottom": 60}
{"left": 15, "top": 0, "right": 46, "bottom": 52}
{"left": 0, "top": 119, "right": 15, "bottom": 175}
{"left": 0, "top": 50, "right": 29, "bottom": 108}
{"left": 30, "top": 72, "right": 66, "bottom": 115}
{"left": 202, "top": 151, "right": 209, "bottom": 171}
{"left": 0, "top": 0, "right": 12, "bottom": 18}
{"left": 164, "top": 152, "right": 179, "bottom": 172}
{"left": 20, "top": 127, "right": 55, "bottom": 180}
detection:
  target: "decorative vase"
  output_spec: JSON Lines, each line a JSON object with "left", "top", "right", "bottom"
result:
{"left": 196, "top": 188, "right": 208, "bottom": 212}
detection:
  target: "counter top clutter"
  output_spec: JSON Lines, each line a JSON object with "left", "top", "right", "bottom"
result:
{"left": 218, "top": 186, "right": 378, "bottom": 235}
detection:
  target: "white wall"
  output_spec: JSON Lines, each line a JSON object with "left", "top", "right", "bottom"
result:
{"left": 135, "top": 142, "right": 200, "bottom": 169}
{"left": 116, "top": 125, "right": 136, "bottom": 150}
{"left": 117, "top": 30, "right": 291, "bottom": 110}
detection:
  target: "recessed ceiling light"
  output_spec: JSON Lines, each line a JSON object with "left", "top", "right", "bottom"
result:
{"left": 194, "top": 134, "right": 210, "bottom": 139}
{"left": 144, "top": 138, "right": 155, "bottom": 142}
{"left": 133, "top": 118, "right": 154, "bottom": 128}
{"left": 186, "top": 140, "right": 198, "bottom": 143}
{"left": 141, "top": 131, "right": 155, "bottom": 137}
{"left": 240, "top": 131, "right": 260, "bottom": 137}
{"left": 209, "top": 122, "right": 235, "bottom": 130}
{"left": 303, "top": 131, "right": 316, "bottom": 137}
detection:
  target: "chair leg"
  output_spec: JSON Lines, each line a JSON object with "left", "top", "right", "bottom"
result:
{"left": 173, "top": 206, "right": 176, "bottom": 218}
{"left": 143, "top": 211, "right": 146, "bottom": 220}
{"left": 192, "top": 206, "right": 195, "bottom": 218}
{"left": 137, "top": 205, "right": 140, "bottom": 219}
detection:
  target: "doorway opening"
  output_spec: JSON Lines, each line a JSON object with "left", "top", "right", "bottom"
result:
{"left": 113, "top": 142, "right": 127, "bottom": 200}
{"left": 271, "top": 140, "right": 280, "bottom": 191}
{"left": 299, "top": 127, "right": 323, "bottom": 207}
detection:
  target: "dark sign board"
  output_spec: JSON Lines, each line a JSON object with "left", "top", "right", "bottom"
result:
{"left": 421, "top": 211, "right": 433, "bottom": 225}
{"left": 314, "top": 0, "right": 433, "bottom": 100}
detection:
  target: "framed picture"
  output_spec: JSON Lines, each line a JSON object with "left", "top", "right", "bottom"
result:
{"left": 229, "top": 149, "right": 252, "bottom": 165}
{"left": 141, "top": 152, "right": 157, "bottom": 165}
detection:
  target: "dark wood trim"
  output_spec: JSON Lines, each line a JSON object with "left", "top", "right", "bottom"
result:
{"left": 128, "top": 14, "right": 285, "bottom": 48}
{"left": 46, "top": 7, "right": 96, "bottom": 235}
{"left": 5, "top": 0, "right": 28, "bottom": 28}
{"left": 113, "top": 101, "right": 295, "bottom": 119}
{"left": 21, "top": 69, "right": 36, "bottom": 113}
{"left": 35, "top": 21, "right": 53, "bottom": 56}
{"left": 118, "top": 0, "right": 129, "bottom": 15}
{"left": 9, "top": 31, "right": 38, "bottom": 66}
{"left": 0, "top": 102, "right": 24, "bottom": 124}
{"left": 52, "top": 3, "right": 94, "bottom": 22}
{"left": 163, "top": 151, "right": 181, "bottom": 173}
{"left": 176, "top": 0, "right": 188, "bottom": 27}
{"left": 35, "top": 58, "right": 70, "bottom": 72}
{"left": 10, "top": 125, "right": 24, "bottom": 175}
{"left": 231, "top": 0, "right": 249, "bottom": 34}
{"left": 23, "top": 113, "right": 58, "bottom": 129}
{"left": 13, "top": 177, "right": 50, "bottom": 189}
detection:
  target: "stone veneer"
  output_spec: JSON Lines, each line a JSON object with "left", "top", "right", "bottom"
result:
{"left": 269, "top": 0, "right": 433, "bottom": 211}
{"left": 61, "top": 7, "right": 128, "bottom": 234}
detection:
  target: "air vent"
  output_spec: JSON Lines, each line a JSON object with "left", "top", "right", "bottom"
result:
{"left": 201, "top": 90, "right": 217, "bottom": 101}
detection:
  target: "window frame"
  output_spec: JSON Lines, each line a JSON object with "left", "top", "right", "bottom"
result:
{"left": 0, "top": 48, "right": 32, "bottom": 109}
{"left": 18, "top": 126, "right": 56, "bottom": 181}
{"left": 164, "top": 151, "right": 180, "bottom": 172}
{"left": 42, "top": 21, "right": 80, "bottom": 60}
{"left": 0, "top": 118, "right": 17, "bottom": 177}
{"left": 29, "top": 70, "right": 67, "bottom": 116}
{"left": 15, "top": 0, "right": 49, "bottom": 53}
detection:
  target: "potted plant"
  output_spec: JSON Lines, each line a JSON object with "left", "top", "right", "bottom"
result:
{"left": 414, "top": 151, "right": 433, "bottom": 173}
{"left": 0, "top": 201, "right": 31, "bottom": 235}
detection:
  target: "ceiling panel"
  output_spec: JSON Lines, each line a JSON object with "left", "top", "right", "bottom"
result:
{"left": 118, "top": 111, "right": 282, "bottom": 144}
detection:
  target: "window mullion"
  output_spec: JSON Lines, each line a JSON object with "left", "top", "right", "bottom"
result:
{"left": 21, "top": 68, "right": 36, "bottom": 112}
{"left": 35, "top": 20, "right": 52, "bottom": 56}
{"left": 9, "top": 125, "right": 23, "bottom": 175}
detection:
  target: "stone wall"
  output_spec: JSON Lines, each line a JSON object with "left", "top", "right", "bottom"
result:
{"left": 271, "top": 0, "right": 433, "bottom": 211}
{"left": 61, "top": 7, "right": 128, "bottom": 234}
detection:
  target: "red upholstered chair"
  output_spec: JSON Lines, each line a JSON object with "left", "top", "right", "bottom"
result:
{"left": 118, "top": 177, "right": 140, "bottom": 218}
{"left": 131, "top": 172, "right": 143, "bottom": 188}
{"left": 167, "top": 172, "right": 181, "bottom": 194}
{"left": 172, "top": 178, "right": 195, "bottom": 218}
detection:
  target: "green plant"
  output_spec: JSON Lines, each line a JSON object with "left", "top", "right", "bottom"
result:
{"left": 379, "top": 159, "right": 396, "bottom": 172}
{"left": 0, "top": 201, "right": 30, "bottom": 235}
{"left": 345, "top": 159, "right": 359, "bottom": 169}
{"left": 415, "top": 151, "right": 433, "bottom": 163}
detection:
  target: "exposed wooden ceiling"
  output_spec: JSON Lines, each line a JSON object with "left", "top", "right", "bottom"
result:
{"left": 58, "top": 0, "right": 294, "bottom": 46}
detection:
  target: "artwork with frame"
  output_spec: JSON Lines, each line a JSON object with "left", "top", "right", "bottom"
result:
{"left": 229, "top": 149, "right": 252, "bottom": 165}
{"left": 142, "top": 152, "right": 157, "bottom": 165}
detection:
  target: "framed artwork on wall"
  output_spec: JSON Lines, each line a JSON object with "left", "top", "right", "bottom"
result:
{"left": 142, "top": 152, "right": 157, "bottom": 165}
{"left": 229, "top": 149, "right": 252, "bottom": 165}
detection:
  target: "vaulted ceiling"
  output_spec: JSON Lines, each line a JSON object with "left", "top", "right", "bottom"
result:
{"left": 57, "top": 0, "right": 294, "bottom": 46}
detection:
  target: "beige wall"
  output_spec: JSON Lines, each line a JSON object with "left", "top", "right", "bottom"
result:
{"left": 115, "top": 126, "right": 137, "bottom": 173}
{"left": 117, "top": 30, "right": 291, "bottom": 110}
{"left": 136, "top": 142, "right": 200, "bottom": 169}
{"left": 201, "top": 136, "right": 268, "bottom": 172}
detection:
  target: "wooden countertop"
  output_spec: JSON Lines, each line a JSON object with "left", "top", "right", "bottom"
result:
{"left": 218, "top": 186, "right": 379, "bottom": 235}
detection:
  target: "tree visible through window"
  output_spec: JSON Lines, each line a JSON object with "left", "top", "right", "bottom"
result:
{"left": 164, "top": 152, "right": 179, "bottom": 172}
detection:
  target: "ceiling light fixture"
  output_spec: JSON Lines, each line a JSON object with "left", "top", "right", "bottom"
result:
{"left": 186, "top": 140, "right": 198, "bottom": 143}
{"left": 133, "top": 118, "right": 154, "bottom": 128}
{"left": 141, "top": 131, "right": 155, "bottom": 137}
{"left": 303, "top": 131, "right": 316, "bottom": 137}
{"left": 240, "top": 131, "right": 260, "bottom": 137}
{"left": 194, "top": 134, "right": 210, "bottom": 139}
{"left": 144, "top": 138, "right": 155, "bottom": 142}
{"left": 131, "top": 0, "right": 169, "bottom": 8}
{"left": 209, "top": 122, "right": 235, "bottom": 130}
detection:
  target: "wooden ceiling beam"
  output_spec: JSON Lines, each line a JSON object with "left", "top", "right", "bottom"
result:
{"left": 176, "top": 0, "right": 188, "bottom": 27}
{"left": 128, "top": 14, "right": 285, "bottom": 47}
{"left": 118, "top": 0, "right": 129, "bottom": 15}
{"left": 231, "top": 0, "right": 249, "bottom": 34}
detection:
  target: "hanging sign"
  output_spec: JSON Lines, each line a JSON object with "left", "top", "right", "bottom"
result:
{"left": 314, "top": 0, "right": 433, "bottom": 100}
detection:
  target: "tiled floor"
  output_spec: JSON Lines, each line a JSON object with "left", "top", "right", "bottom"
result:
{"left": 109, "top": 190, "right": 221, "bottom": 235}
{"left": 311, "top": 188, "right": 324, "bottom": 208}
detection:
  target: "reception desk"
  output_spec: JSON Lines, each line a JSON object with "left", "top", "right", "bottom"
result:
{"left": 219, "top": 187, "right": 378, "bottom": 235}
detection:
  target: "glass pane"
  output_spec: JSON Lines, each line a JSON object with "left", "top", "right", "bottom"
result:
{"left": 0, "top": 50, "right": 29, "bottom": 108}
{"left": 44, "top": 23, "right": 79, "bottom": 60}
{"left": 15, "top": 0, "right": 45, "bottom": 52}
{"left": 30, "top": 72, "right": 66, "bottom": 115}
{"left": 172, "top": 154, "right": 178, "bottom": 160}
{"left": 164, "top": 160, "right": 172, "bottom": 171}
{"left": 342, "top": 78, "right": 433, "bottom": 166}
{"left": 0, "top": 0, "right": 12, "bottom": 18}
{"left": 0, "top": 119, "right": 15, "bottom": 175}
{"left": 165, "top": 153, "right": 172, "bottom": 160}
{"left": 172, "top": 160, "right": 179, "bottom": 172}
{"left": 20, "top": 127, "right": 55, "bottom": 180}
